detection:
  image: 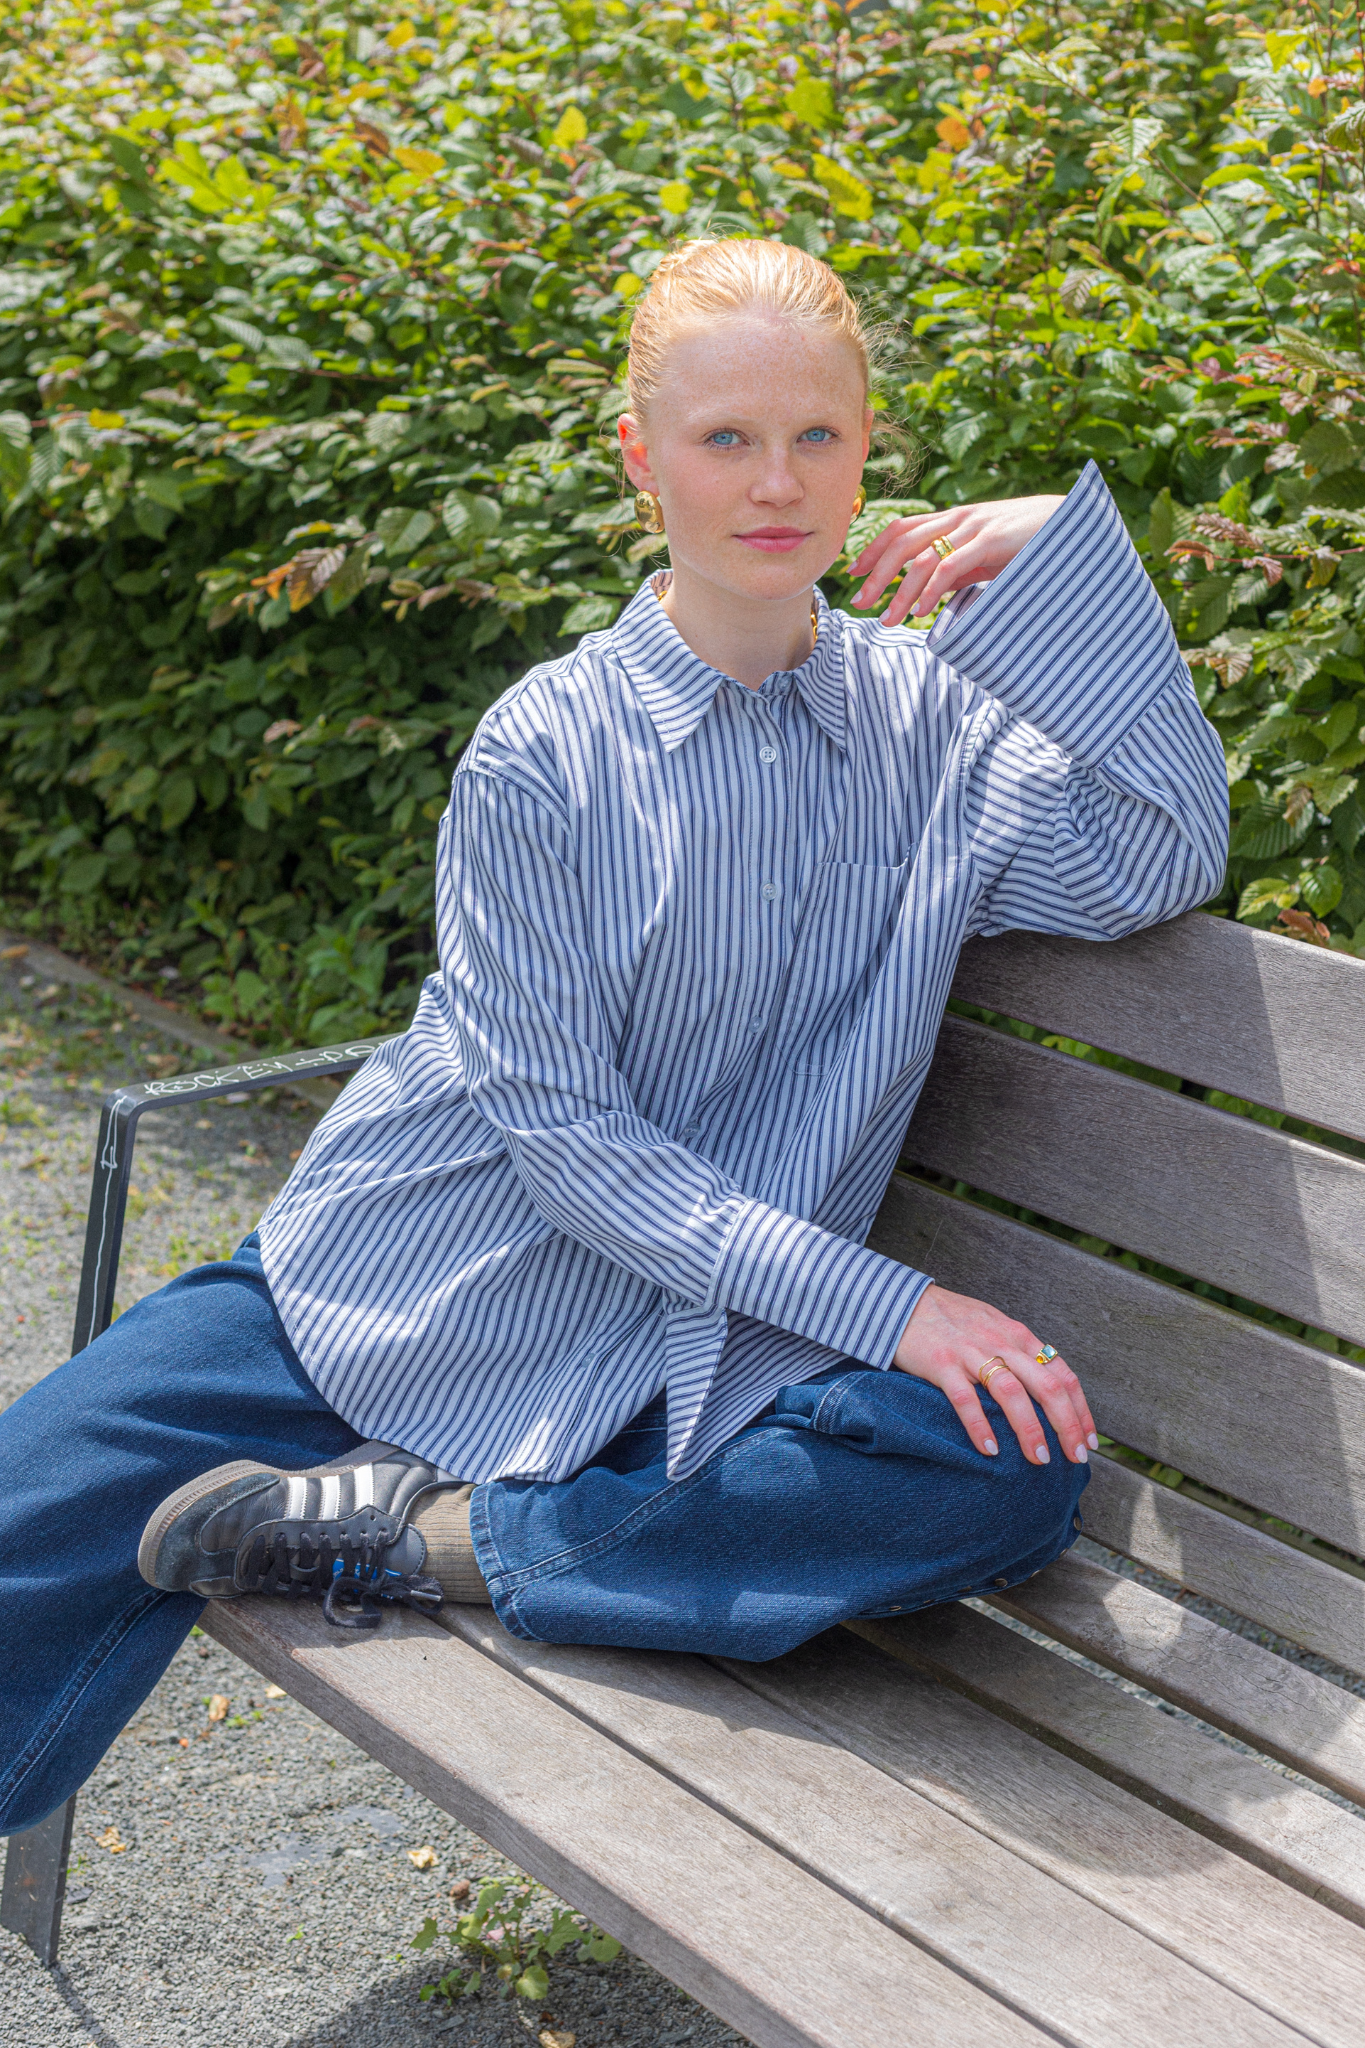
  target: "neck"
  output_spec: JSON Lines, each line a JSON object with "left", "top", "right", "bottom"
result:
{"left": 659, "top": 556, "right": 816, "bottom": 690}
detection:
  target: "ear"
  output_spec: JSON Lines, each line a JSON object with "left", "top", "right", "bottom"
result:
{"left": 618, "top": 413, "right": 659, "bottom": 493}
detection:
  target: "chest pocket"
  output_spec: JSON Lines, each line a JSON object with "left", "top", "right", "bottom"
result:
{"left": 776, "top": 857, "right": 910, "bottom": 1076}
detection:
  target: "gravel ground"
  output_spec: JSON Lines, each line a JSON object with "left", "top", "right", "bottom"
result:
{"left": 0, "top": 949, "right": 743, "bottom": 2048}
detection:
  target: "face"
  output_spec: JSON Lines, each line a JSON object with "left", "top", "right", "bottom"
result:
{"left": 618, "top": 312, "right": 872, "bottom": 605}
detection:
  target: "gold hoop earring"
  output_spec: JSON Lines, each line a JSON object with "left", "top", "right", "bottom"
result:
{"left": 851, "top": 486, "right": 866, "bottom": 518}
{"left": 634, "top": 490, "right": 665, "bottom": 535}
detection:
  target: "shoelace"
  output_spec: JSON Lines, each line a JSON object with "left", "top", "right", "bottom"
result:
{"left": 241, "top": 1526, "right": 444, "bottom": 1631}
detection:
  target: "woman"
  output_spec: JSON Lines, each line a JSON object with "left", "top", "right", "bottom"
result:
{"left": 0, "top": 241, "right": 1227, "bottom": 1835}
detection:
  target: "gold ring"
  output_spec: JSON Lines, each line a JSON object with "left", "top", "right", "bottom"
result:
{"left": 932, "top": 534, "right": 955, "bottom": 560}
{"left": 977, "top": 1355, "right": 1008, "bottom": 1389}
{"left": 1035, "top": 1344, "right": 1058, "bottom": 1367}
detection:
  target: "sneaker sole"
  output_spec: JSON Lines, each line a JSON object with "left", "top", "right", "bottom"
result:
{"left": 138, "top": 1459, "right": 286, "bottom": 1594}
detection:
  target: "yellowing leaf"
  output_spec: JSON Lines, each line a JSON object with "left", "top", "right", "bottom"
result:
{"left": 812, "top": 155, "right": 873, "bottom": 221}
{"left": 387, "top": 20, "right": 415, "bottom": 46}
{"left": 785, "top": 75, "right": 835, "bottom": 128}
{"left": 658, "top": 180, "right": 691, "bottom": 214}
{"left": 394, "top": 146, "right": 443, "bottom": 179}
{"left": 614, "top": 272, "right": 645, "bottom": 298}
{"left": 553, "top": 106, "right": 588, "bottom": 148}
{"left": 408, "top": 1844, "right": 438, "bottom": 1869}
{"left": 935, "top": 113, "right": 971, "bottom": 150}
{"left": 96, "top": 1825, "right": 126, "bottom": 1853}
{"left": 88, "top": 410, "right": 125, "bottom": 430}
{"left": 915, "top": 150, "right": 955, "bottom": 192}
{"left": 207, "top": 1692, "right": 229, "bottom": 1722}
{"left": 1265, "top": 29, "right": 1306, "bottom": 69}
{"left": 264, "top": 1684, "right": 287, "bottom": 1699}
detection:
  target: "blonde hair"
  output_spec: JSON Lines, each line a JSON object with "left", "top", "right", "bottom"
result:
{"left": 626, "top": 238, "right": 870, "bottom": 417}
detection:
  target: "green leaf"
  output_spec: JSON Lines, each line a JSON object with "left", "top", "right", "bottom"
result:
{"left": 813, "top": 154, "right": 872, "bottom": 220}
{"left": 514, "top": 1965, "right": 549, "bottom": 2000}
{"left": 941, "top": 414, "right": 989, "bottom": 461}
{"left": 213, "top": 313, "right": 266, "bottom": 353}
{"left": 1298, "top": 419, "right": 1358, "bottom": 480}
{"left": 560, "top": 593, "right": 618, "bottom": 633}
{"left": 242, "top": 783, "right": 272, "bottom": 832}
{"left": 580, "top": 1928, "right": 623, "bottom": 1963}
{"left": 160, "top": 770, "right": 197, "bottom": 831}
{"left": 786, "top": 76, "right": 836, "bottom": 129}
{"left": 552, "top": 105, "right": 588, "bottom": 147}
{"left": 324, "top": 546, "right": 372, "bottom": 613}
{"left": 1301, "top": 863, "right": 1343, "bottom": 915}
{"left": 107, "top": 135, "right": 152, "bottom": 187}
{"left": 1238, "top": 875, "right": 1300, "bottom": 922}
{"left": 62, "top": 851, "right": 109, "bottom": 895}
{"left": 412, "top": 1916, "right": 440, "bottom": 1954}
{"left": 1265, "top": 28, "right": 1307, "bottom": 68}
{"left": 1228, "top": 799, "right": 1312, "bottom": 860}
{"left": 376, "top": 508, "right": 436, "bottom": 557}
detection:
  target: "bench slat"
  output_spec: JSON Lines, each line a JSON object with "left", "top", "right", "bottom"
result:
{"left": 1083, "top": 1457, "right": 1365, "bottom": 1679}
{"left": 904, "top": 1015, "right": 1365, "bottom": 1345}
{"left": 849, "top": 1605, "right": 1365, "bottom": 1925}
{"left": 869, "top": 1176, "right": 1365, "bottom": 1558}
{"left": 723, "top": 1629, "right": 1365, "bottom": 2048}
{"left": 199, "top": 1601, "right": 1041, "bottom": 2048}
{"left": 989, "top": 1553, "right": 1365, "bottom": 1804}
{"left": 436, "top": 1606, "right": 1315, "bottom": 2048}
{"left": 952, "top": 916, "right": 1365, "bottom": 1142}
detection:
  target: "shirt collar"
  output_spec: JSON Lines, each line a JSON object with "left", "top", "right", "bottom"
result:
{"left": 608, "top": 573, "right": 848, "bottom": 753}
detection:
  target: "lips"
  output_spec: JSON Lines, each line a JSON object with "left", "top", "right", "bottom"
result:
{"left": 736, "top": 527, "right": 812, "bottom": 554}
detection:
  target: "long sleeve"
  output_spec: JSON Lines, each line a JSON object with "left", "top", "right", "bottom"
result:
{"left": 446, "top": 768, "right": 931, "bottom": 1371}
{"left": 929, "top": 462, "right": 1229, "bottom": 940}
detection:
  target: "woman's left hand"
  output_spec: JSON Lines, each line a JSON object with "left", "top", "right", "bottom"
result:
{"left": 848, "top": 495, "right": 1065, "bottom": 628}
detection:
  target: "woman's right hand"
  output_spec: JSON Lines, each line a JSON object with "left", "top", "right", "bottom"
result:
{"left": 893, "top": 1282, "right": 1097, "bottom": 1465}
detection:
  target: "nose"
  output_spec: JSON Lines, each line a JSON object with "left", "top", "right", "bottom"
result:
{"left": 750, "top": 452, "right": 803, "bottom": 509}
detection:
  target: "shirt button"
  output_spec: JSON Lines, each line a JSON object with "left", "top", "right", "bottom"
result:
{"left": 761, "top": 881, "right": 779, "bottom": 901}
{"left": 748, "top": 1016, "right": 765, "bottom": 1033}
{"left": 680, "top": 1122, "right": 700, "bottom": 1140}
{"left": 759, "top": 745, "right": 778, "bottom": 763}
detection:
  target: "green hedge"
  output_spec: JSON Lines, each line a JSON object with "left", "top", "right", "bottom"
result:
{"left": 3, "top": 0, "right": 1365, "bottom": 1042}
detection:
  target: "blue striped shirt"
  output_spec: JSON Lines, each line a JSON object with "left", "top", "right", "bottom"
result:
{"left": 259, "top": 464, "right": 1228, "bottom": 1483}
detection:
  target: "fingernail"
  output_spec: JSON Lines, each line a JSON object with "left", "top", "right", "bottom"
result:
{"left": 1087, "top": 1433, "right": 1099, "bottom": 1451}
{"left": 1073, "top": 1445, "right": 1088, "bottom": 1463}
{"left": 1034, "top": 1445, "right": 1050, "bottom": 1464}
{"left": 983, "top": 1437, "right": 997, "bottom": 1455}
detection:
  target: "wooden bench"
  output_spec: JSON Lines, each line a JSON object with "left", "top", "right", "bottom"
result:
{"left": 5, "top": 911, "right": 1365, "bottom": 2046}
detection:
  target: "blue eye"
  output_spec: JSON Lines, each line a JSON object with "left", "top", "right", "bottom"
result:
{"left": 708, "top": 430, "right": 741, "bottom": 447}
{"left": 801, "top": 427, "right": 835, "bottom": 443}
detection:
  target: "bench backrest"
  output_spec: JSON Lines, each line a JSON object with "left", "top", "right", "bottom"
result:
{"left": 873, "top": 911, "right": 1365, "bottom": 1670}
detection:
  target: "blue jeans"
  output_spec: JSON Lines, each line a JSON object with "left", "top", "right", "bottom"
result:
{"left": 0, "top": 1237, "right": 1086, "bottom": 1835}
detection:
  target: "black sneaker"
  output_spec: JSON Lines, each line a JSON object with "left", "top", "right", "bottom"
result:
{"left": 138, "top": 1442, "right": 462, "bottom": 1630}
